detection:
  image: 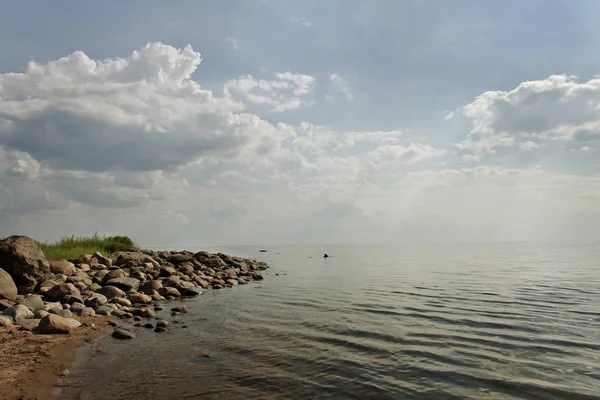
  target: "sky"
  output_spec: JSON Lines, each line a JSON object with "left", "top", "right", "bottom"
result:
{"left": 0, "top": 0, "right": 599, "bottom": 246}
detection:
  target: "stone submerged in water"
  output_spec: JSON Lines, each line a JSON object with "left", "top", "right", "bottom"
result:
{"left": 112, "top": 328, "right": 136, "bottom": 340}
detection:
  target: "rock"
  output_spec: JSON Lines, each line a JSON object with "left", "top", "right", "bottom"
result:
{"left": 97, "top": 285, "right": 126, "bottom": 300}
{"left": 163, "top": 277, "right": 195, "bottom": 291}
{"left": 112, "top": 328, "right": 135, "bottom": 340}
{"left": 3, "top": 304, "right": 34, "bottom": 322}
{"left": 49, "top": 260, "right": 77, "bottom": 276}
{"left": 19, "top": 294, "right": 44, "bottom": 311}
{"left": 133, "top": 316, "right": 141, "bottom": 321}
{"left": 67, "top": 272, "right": 92, "bottom": 286}
{"left": 107, "top": 277, "right": 140, "bottom": 291}
{"left": 34, "top": 309, "right": 49, "bottom": 319}
{"left": 159, "top": 266, "right": 177, "bottom": 277}
{"left": 45, "top": 283, "right": 80, "bottom": 301}
{"left": 109, "top": 297, "right": 131, "bottom": 307}
{"left": 128, "top": 293, "right": 152, "bottom": 304}
{"left": 113, "top": 252, "right": 154, "bottom": 266}
{"left": 139, "top": 280, "right": 162, "bottom": 295}
{"left": 88, "top": 282, "right": 102, "bottom": 292}
{"left": 0, "top": 268, "right": 18, "bottom": 301}
{"left": 143, "top": 323, "right": 154, "bottom": 329}
{"left": 171, "top": 305, "right": 186, "bottom": 313}
{"left": 157, "top": 287, "right": 181, "bottom": 298}
{"left": 154, "top": 327, "right": 166, "bottom": 333}
{"left": 92, "top": 252, "right": 112, "bottom": 267}
{"left": 154, "top": 305, "right": 164, "bottom": 311}
{"left": 82, "top": 321, "right": 95, "bottom": 328}
{"left": 70, "top": 302, "right": 86, "bottom": 314}
{"left": 80, "top": 307, "right": 95, "bottom": 317}
{"left": 37, "top": 314, "right": 81, "bottom": 334}
{"left": 131, "top": 308, "right": 156, "bottom": 318}
{"left": 95, "top": 306, "right": 115, "bottom": 316}
{"left": 91, "top": 263, "right": 107, "bottom": 271}
{"left": 225, "top": 279, "right": 238, "bottom": 286}
{"left": 44, "top": 302, "right": 63, "bottom": 313}
{"left": 102, "top": 269, "right": 127, "bottom": 283}
{"left": 85, "top": 293, "right": 108, "bottom": 308}
{"left": 156, "top": 319, "right": 169, "bottom": 328}
{"left": 54, "top": 309, "right": 73, "bottom": 318}
{"left": 18, "top": 319, "right": 40, "bottom": 331}
{"left": 108, "top": 321, "right": 118, "bottom": 327}
{"left": 259, "top": 249, "right": 267, "bottom": 252}
{"left": 0, "top": 315, "right": 14, "bottom": 326}
{"left": 78, "top": 263, "right": 91, "bottom": 272}
{"left": 36, "top": 279, "right": 57, "bottom": 294}
{"left": 62, "top": 294, "right": 85, "bottom": 305}
{"left": 213, "top": 284, "right": 223, "bottom": 289}
{"left": 168, "top": 253, "right": 194, "bottom": 264}
{"left": 183, "top": 287, "right": 202, "bottom": 296}
{"left": 0, "top": 299, "right": 14, "bottom": 312}
{"left": 0, "top": 236, "right": 50, "bottom": 293}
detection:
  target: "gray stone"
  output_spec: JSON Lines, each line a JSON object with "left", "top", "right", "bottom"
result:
{"left": 127, "top": 293, "right": 152, "bottom": 304}
{"left": 85, "top": 293, "right": 108, "bottom": 308}
{"left": 95, "top": 305, "right": 115, "bottom": 316}
{"left": 107, "top": 277, "right": 140, "bottom": 291}
{"left": 18, "top": 319, "right": 40, "bottom": 331}
{"left": 19, "top": 294, "right": 45, "bottom": 311}
{"left": 80, "top": 307, "right": 95, "bottom": 317}
{"left": 3, "top": 304, "right": 34, "bottom": 322}
{"left": 109, "top": 297, "right": 131, "bottom": 307}
{"left": 112, "top": 328, "right": 135, "bottom": 339}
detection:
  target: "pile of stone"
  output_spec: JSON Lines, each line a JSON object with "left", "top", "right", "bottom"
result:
{"left": 0, "top": 235, "right": 267, "bottom": 336}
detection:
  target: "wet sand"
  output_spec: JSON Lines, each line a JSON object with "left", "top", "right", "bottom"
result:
{"left": 0, "top": 316, "right": 112, "bottom": 400}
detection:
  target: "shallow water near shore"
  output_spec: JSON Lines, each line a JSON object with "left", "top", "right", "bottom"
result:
{"left": 59, "top": 243, "right": 599, "bottom": 399}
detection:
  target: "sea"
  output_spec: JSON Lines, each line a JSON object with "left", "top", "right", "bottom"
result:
{"left": 58, "top": 243, "right": 600, "bottom": 399}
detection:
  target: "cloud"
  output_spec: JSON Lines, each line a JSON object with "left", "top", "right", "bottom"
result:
{"left": 225, "top": 37, "right": 240, "bottom": 50}
{"left": 458, "top": 74, "right": 600, "bottom": 156}
{"left": 0, "top": 43, "right": 598, "bottom": 244}
{"left": 368, "top": 143, "right": 445, "bottom": 167}
{"left": 289, "top": 15, "right": 312, "bottom": 28}
{"left": 224, "top": 72, "right": 316, "bottom": 112}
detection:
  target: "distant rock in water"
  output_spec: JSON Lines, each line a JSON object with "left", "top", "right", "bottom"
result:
{"left": 259, "top": 249, "right": 267, "bottom": 253}
{"left": 323, "top": 254, "right": 329, "bottom": 258}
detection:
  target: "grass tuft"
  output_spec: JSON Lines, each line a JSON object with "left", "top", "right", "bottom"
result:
{"left": 38, "top": 232, "right": 138, "bottom": 261}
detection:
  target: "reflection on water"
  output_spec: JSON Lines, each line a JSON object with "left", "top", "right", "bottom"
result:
{"left": 60, "top": 243, "right": 600, "bottom": 399}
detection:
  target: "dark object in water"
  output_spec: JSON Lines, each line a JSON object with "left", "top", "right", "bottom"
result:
{"left": 323, "top": 254, "right": 329, "bottom": 258}
{"left": 259, "top": 249, "right": 267, "bottom": 252}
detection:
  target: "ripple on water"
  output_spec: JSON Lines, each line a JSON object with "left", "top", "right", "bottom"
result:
{"left": 61, "top": 244, "right": 600, "bottom": 400}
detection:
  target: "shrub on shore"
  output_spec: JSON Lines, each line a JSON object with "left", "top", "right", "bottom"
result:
{"left": 38, "top": 233, "right": 138, "bottom": 260}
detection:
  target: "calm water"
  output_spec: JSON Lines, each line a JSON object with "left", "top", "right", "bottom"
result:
{"left": 60, "top": 244, "right": 600, "bottom": 399}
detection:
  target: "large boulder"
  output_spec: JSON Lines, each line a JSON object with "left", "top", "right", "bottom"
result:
{"left": 0, "top": 236, "right": 50, "bottom": 293}
{"left": 49, "top": 259, "right": 77, "bottom": 276}
{"left": 0, "top": 268, "right": 18, "bottom": 300}
{"left": 37, "top": 314, "right": 81, "bottom": 334}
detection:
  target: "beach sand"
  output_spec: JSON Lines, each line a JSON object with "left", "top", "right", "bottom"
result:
{"left": 0, "top": 316, "right": 112, "bottom": 400}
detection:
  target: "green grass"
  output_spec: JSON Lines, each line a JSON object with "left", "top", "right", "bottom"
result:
{"left": 38, "top": 233, "right": 138, "bottom": 261}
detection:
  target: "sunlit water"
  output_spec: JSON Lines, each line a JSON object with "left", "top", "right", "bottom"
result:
{"left": 60, "top": 243, "right": 600, "bottom": 399}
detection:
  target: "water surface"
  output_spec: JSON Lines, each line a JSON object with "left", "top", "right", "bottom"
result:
{"left": 62, "top": 243, "right": 600, "bottom": 399}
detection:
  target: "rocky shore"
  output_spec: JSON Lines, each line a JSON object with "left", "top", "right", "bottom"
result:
{"left": 0, "top": 235, "right": 268, "bottom": 398}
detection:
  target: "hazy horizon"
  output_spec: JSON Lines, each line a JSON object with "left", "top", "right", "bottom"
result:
{"left": 1, "top": 1, "right": 599, "bottom": 245}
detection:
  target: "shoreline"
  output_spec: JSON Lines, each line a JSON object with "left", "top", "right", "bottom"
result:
{"left": 0, "top": 316, "right": 113, "bottom": 400}
{"left": 0, "top": 236, "right": 268, "bottom": 400}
